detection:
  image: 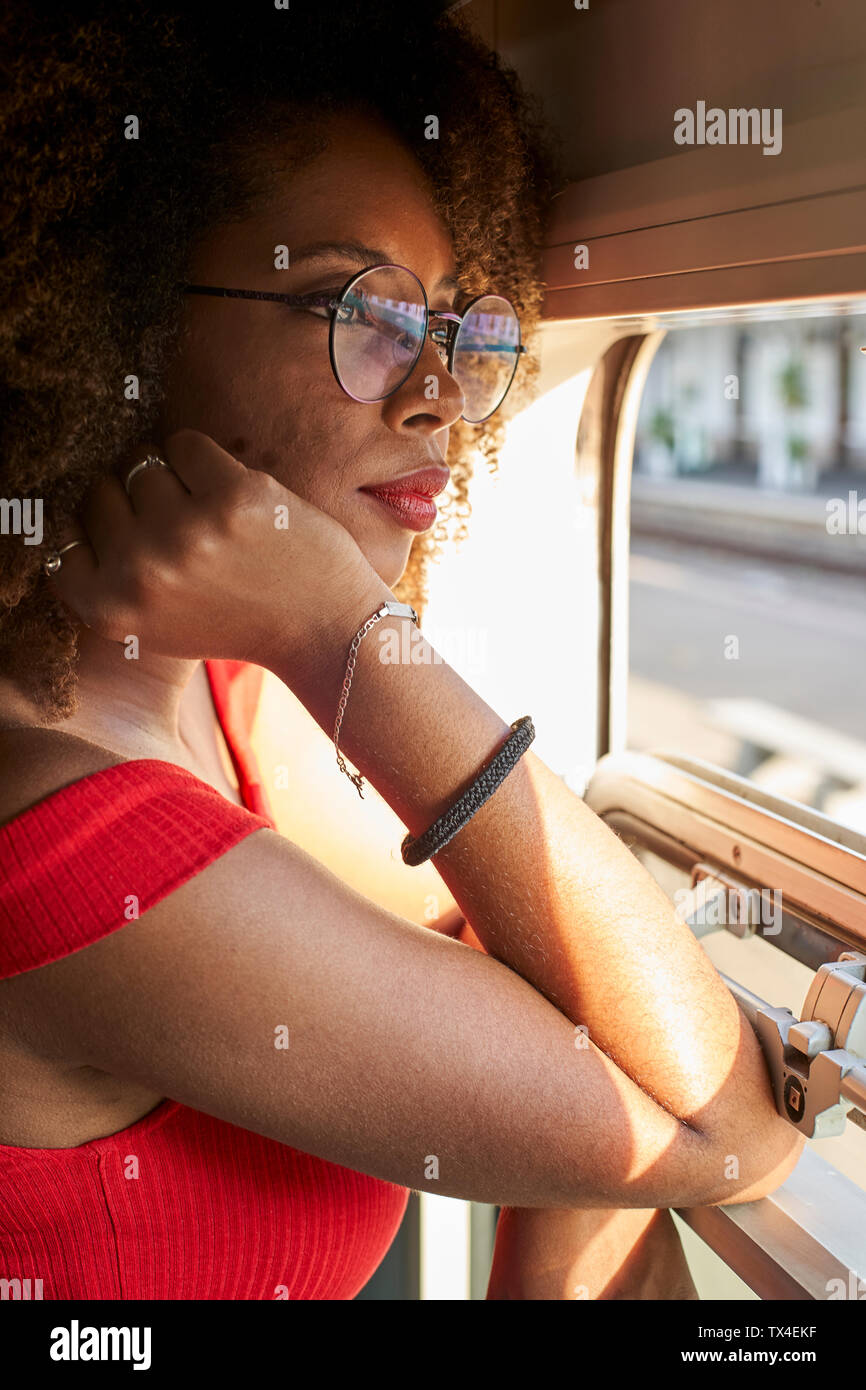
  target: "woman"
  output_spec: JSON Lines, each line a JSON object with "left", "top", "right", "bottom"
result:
{"left": 0, "top": 1, "right": 802, "bottom": 1301}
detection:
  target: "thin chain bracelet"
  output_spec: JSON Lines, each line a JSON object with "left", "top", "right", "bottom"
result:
{"left": 333, "top": 599, "right": 419, "bottom": 798}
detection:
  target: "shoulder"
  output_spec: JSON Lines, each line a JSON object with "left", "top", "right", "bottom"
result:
{"left": 0, "top": 727, "right": 127, "bottom": 829}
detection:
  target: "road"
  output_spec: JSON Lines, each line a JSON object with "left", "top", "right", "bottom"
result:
{"left": 630, "top": 536, "right": 866, "bottom": 738}
{"left": 628, "top": 536, "right": 866, "bottom": 801}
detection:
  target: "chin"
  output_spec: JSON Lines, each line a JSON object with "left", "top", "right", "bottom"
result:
{"left": 363, "top": 542, "right": 411, "bottom": 592}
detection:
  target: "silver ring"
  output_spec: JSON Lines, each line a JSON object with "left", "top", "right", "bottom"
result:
{"left": 124, "top": 454, "right": 172, "bottom": 495}
{"left": 43, "top": 539, "right": 86, "bottom": 577}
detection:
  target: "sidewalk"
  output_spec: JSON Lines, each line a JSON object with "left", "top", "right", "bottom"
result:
{"left": 631, "top": 475, "right": 866, "bottom": 573}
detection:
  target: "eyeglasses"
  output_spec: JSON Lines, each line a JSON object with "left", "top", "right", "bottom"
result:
{"left": 180, "top": 263, "right": 526, "bottom": 424}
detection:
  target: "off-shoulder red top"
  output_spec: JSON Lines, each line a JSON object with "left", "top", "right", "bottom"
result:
{"left": 0, "top": 660, "right": 409, "bottom": 1300}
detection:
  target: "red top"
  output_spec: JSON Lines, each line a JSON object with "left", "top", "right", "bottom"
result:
{"left": 0, "top": 660, "right": 409, "bottom": 1299}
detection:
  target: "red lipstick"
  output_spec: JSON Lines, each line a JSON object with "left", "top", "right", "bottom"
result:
{"left": 359, "top": 466, "right": 450, "bottom": 533}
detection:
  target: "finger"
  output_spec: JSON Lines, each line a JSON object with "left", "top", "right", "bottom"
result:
{"left": 161, "top": 429, "right": 249, "bottom": 497}
{"left": 117, "top": 444, "right": 194, "bottom": 521}
{"left": 43, "top": 519, "right": 98, "bottom": 608}
{"left": 78, "top": 472, "right": 141, "bottom": 564}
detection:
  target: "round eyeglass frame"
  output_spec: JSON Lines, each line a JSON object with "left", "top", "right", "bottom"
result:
{"left": 180, "top": 265, "right": 526, "bottom": 424}
{"left": 329, "top": 263, "right": 524, "bottom": 424}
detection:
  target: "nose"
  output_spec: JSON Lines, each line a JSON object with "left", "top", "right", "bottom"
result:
{"left": 427, "top": 311, "right": 461, "bottom": 352}
{"left": 380, "top": 319, "right": 465, "bottom": 435}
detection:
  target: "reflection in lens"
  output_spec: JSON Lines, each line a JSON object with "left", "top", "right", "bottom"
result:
{"left": 331, "top": 266, "right": 427, "bottom": 402}
{"left": 452, "top": 295, "right": 521, "bottom": 423}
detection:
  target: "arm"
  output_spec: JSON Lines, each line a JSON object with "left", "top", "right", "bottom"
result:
{"left": 279, "top": 565, "right": 804, "bottom": 1207}
{"left": 430, "top": 907, "right": 479, "bottom": 946}
{"left": 4, "top": 810, "right": 755, "bottom": 1209}
{"left": 433, "top": 911, "right": 700, "bottom": 1296}
{"left": 44, "top": 434, "right": 802, "bottom": 1207}
{"left": 485, "top": 1205, "right": 699, "bottom": 1301}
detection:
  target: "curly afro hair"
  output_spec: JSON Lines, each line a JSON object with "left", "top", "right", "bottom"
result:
{"left": 0, "top": 0, "right": 557, "bottom": 719}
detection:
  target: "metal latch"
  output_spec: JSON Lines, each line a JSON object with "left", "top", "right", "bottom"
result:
{"left": 754, "top": 953, "right": 866, "bottom": 1138}
{"left": 676, "top": 868, "right": 866, "bottom": 1136}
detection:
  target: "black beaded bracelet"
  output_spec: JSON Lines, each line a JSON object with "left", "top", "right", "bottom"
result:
{"left": 400, "top": 716, "right": 536, "bottom": 866}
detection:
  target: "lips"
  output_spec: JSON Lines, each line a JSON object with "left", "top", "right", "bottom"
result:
{"left": 359, "top": 465, "right": 451, "bottom": 499}
{"left": 358, "top": 466, "right": 450, "bottom": 533}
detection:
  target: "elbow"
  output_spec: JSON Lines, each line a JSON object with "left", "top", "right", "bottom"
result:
{"left": 680, "top": 1023, "right": 808, "bottom": 1208}
{"left": 712, "top": 1122, "right": 806, "bottom": 1206}
{"left": 689, "top": 1114, "right": 806, "bottom": 1208}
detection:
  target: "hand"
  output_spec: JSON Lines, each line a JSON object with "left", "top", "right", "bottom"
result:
{"left": 46, "top": 430, "right": 382, "bottom": 673}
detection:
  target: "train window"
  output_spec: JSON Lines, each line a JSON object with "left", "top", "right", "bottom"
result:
{"left": 580, "top": 302, "right": 866, "bottom": 1297}
{"left": 629, "top": 307, "right": 866, "bottom": 831}
{"left": 476, "top": 0, "right": 866, "bottom": 1315}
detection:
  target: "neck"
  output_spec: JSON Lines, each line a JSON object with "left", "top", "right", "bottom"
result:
{"left": 0, "top": 625, "right": 203, "bottom": 759}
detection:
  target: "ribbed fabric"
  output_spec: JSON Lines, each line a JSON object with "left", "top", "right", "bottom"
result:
{"left": 204, "top": 659, "right": 276, "bottom": 824}
{"left": 0, "top": 760, "right": 274, "bottom": 978}
{"left": 0, "top": 660, "right": 409, "bottom": 1299}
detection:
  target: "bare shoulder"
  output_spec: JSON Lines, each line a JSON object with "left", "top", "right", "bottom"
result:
{"left": 0, "top": 726, "right": 128, "bottom": 828}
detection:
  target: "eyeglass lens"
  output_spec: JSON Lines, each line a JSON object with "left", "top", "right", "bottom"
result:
{"left": 330, "top": 266, "right": 521, "bottom": 422}
{"left": 452, "top": 295, "right": 522, "bottom": 424}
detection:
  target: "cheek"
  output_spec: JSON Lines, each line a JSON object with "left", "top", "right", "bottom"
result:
{"left": 161, "top": 320, "right": 375, "bottom": 506}
{"left": 254, "top": 395, "right": 367, "bottom": 504}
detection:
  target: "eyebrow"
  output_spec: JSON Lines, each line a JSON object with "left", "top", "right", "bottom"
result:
{"left": 286, "top": 240, "right": 461, "bottom": 295}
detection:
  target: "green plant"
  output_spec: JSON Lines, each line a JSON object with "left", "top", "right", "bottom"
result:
{"left": 648, "top": 406, "right": 675, "bottom": 451}
{"left": 787, "top": 434, "right": 809, "bottom": 462}
{"left": 778, "top": 359, "right": 808, "bottom": 410}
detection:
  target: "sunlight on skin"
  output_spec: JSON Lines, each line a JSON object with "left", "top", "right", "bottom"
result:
{"left": 487, "top": 1204, "right": 699, "bottom": 1299}
{"left": 252, "top": 672, "right": 734, "bottom": 1194}
{"left": 244, "top": 370, "right": 596, "bottom": 934}
{"left": 250, "top": 670, "right": 459, "bottom": 927}
{"left": 245, "top": 355, "right": 767, "bottom": 1203}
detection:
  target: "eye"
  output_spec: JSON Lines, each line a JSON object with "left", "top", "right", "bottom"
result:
{"left": 296, "top": 288, "right": 345, "bottom": 320}
{"left": 334, "top": 301, "right": 358, "bottom": 325}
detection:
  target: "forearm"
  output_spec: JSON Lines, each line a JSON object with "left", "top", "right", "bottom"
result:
{"left": 486, "top": 1205, "right": 699, "bottom": 1300}
{"left": 277, "top": 573, "right": 797, "bottom": 1175}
